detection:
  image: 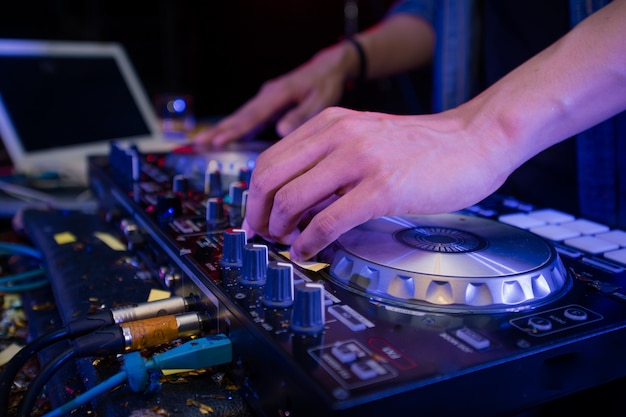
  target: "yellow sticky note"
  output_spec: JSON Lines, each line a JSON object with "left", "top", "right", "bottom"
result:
{"left": 53, "top": 232, "right": 77, "bottom": 245}
{"left": 147, "top": 289, "right": 172, "bottom": 302}
{"left": 0, "top": 343, "right": 22, "bottom": 367}
{"left": 279, "top": 251, "right": 329, "bottom": 272}
{"left": 94, "top": 232, "right": 126, "bottom": 251}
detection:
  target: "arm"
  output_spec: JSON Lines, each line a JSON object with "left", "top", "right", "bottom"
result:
{"left": 243, "top": 0, "right": 626, "bottom": 261}
{"left": 465, "top": 0, "right": 626, "bottom": 169}
{"left": 194, "top": 13, "right": 434, "bottom": 148}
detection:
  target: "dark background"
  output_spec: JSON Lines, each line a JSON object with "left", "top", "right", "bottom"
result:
{"left": 0, "top": 0, "right": 423, "bottom": 121}
{"left": 0, "top": 0, "right": 579, "bottom": 215}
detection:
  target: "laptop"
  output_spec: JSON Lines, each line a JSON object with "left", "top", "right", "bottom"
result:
{"left": 0, "top": 38, "right": 180, "bottom": 185}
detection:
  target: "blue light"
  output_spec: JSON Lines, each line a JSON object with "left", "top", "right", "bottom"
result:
{"left": 172, "top": 98, "right": 186, "bottom": 113}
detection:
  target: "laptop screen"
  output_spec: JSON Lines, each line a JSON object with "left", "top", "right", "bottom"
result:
{"left": 0, "top": 55, "right": 151, "bottom": 152}
{"left": 0, "top": 39, "right": 168, "bottom": 182}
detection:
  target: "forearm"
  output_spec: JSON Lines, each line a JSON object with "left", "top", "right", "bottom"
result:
{"left": 463, "top": 0, "right": 626, "bottom": 172}
{"left": 344, "top": 14, "right": 435, "bottom": 80}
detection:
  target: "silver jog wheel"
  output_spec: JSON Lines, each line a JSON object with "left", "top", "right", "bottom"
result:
{"left": 322, "top": 213, "right": 570, "bottom": 313}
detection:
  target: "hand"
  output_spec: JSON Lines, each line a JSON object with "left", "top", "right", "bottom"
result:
{"left": 242, "top": 105, "right": 514, "bottom": 261}
{"left": 194, "top": 42, "right": 356, "bottom": 148}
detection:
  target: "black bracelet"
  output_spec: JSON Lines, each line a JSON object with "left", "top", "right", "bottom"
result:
{"left": 345, "top": 37, "right": 367, "bottom": 82}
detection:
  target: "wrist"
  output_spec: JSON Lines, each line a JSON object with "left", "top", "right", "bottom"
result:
{"left": 343, "top": 37, "right": 367, "bottom": 82}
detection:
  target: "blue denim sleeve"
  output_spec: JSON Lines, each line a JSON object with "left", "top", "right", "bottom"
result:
{"left": 385, "top": 0, "right": 436, "bottom": 25}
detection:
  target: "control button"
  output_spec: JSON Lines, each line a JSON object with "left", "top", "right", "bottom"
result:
{"left": 331, "top": 343, "right": 360, "bottom": 363}
{"left": 528, "top": 208, "right": 575, "bottom": 224}
{"left": 604, "top": 249, "right": 626, "bottom": 267}
{"left": 455, "top": 327, "right": 490, "bottom": 350}
{"left": 328, "top": 305, "right": 367, "bottom": 331}
{"left": 561, "top": 218, "right": 610, "bottom": 235}
{"left": 596, "top": 229, "right": 626, "bottom": 246}
{"left": 350, "top": 360, "right": 384, "bottom": 380}
{"left": 530, "top": 225, "right": 580, "bottom": 242}
{"left": 263, "top": 261, "right": 295, "bottom": 308}
{"left": 564, "top": 308, "right": 588, "bottom": 321}
{"left": 528, "top": 316, "right": 552, "bottom": 331}
{"left": 239, "top": 244, "right": 268, "bottom": 286}
{"left": 581, "top": 256, "right": 624, "bottom": 273}
{"left": 564, "top": 236, "right": 619, "bottom": 254}
{"left": 291, "top": 283, "right": 325, "bottom": 335}
{"left": 498, "top": 213, "right": 545, "bottom": 229}
{"left": 221, "top": 228, "right": 247, "bottom": 267}
{"left": 156, "top": 192, "right": 182, "bottom": 225}
{"left": 206, "top": 197, "right": 226, "bottom": 228}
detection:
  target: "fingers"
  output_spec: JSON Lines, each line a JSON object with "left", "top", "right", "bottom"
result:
{"left": 275, "top": 84, "right": 340, "bottom": 137}
{"left": 193, "top": 112, "right": 263, "bottom": 149}
{"left": 289, "top": 185, "right": 377, "bottom": 261}
{"left": 243, "top": 129, "right": 328, "bottom": 239}
{"left": 244, "top": 108, "right": 383, "bottom": 260}
{"left": 194, "top": 81, "right": 295, "bottom": 148}
{"left": 196, "top": 59, "right": 346, "bottom": 147}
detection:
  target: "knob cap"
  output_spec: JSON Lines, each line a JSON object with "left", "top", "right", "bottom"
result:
{"left": 239, "top": 166, "right": 252, "bottom": 184}
{"left": 172, "top": 174, "right": 189, "bottom": 194}
{"left": 204, "top": 163, "right": 222, "bottom": 197}
{"left": 206, "top": 197, "right": 225, "bottom": 227}
{"left": 229, "top": 181, "right": 249, "bottom": 206}
{"left": 221, "top": 228, "right": 247, "bottom": 267}
{"left": 263, "top": 261, "right": 294, "bottom": 308}
{"left": 239, "top": 244, "right": 268, "bottom": 286}
{"left": 291, "top": 283, "right": 325, "bottom": 335}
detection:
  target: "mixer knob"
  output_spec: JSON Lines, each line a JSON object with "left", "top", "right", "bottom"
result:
{"left": 239, "top": 166, "right": 252, "bottom": 184}
{"left": 156, "top": 192, "right": 182, "bottom": 225}
{"left": 229, "top": 181, "right": 249, "bottom": 207}
{"left": 128, "top": 145, "right": 142, "bottom": 181}
{"left": 206, "top": 197, "right": 226, "bottom": 228}
{"left": 221, "top": 228, "right": 247, "bottom": 267}
{"left": 204, "top": 160, "right": 222, "bottom": 197}
{"left": 291, "top": 283, "right": 325, "bottom": 335}
{"left": 109, "top": 142, "right": 141, "bottom": 182}
{"left": 172, "top": 174, "right": 189, "bottom": 194}
{"left": 263, "top": 261, "right": 294, "bottom": 308}
{"left": 239, "top": 244, "right": 268, "bottom": 286}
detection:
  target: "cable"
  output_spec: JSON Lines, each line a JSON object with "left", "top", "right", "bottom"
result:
{"left": 0, "top": 179, "right": 96, "bottom": 214}
{"left": 0, "top": 295, "right": 201, "bottom": 415}
{"left": 0, "top": 242, "right": 48, "bottom": 291}
{"left": 65, "top": 294, "right": 201, "bottom": 335}
{"left": 0, "top": 242, "right": 43, "bottom": 259}
{"left": 16, "top": 311, "right": 214, "bottom": 416}
{"left": 0, "top": 241, "right": 49, "bottom": 411}
{"left": 0, "top": 329, "right": 68, "bottom": 413}
{"left": 16, "top": 347, "right": 75, "bottom": 417}
{"left": 0, "top": 267, "right": 48, "bottom": 292}
{"left": 70, "top": 311, "right": 213, "bottom": 357}
{"left": 41, "top": 334, "right": 232, "bottom": 417}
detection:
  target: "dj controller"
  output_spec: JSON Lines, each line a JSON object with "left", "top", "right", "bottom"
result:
{"left": 80, "top": 141, "right": 626, "bottom": 417}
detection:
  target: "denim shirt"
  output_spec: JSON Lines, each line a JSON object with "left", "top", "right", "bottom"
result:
{"left": 388, "top": 0, "right": 626, "bottom": 228}
{"left": 387, "top": 0, "right": 478, "bottom": 113}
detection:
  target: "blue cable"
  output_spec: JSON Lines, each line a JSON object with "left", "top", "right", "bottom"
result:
{"left": 0, "top": 242, "right": 48, "bottom": 292}
{"left": 42, "top": 372, "right": 129, "bottom": 417}
{"left": 0, "top": 267, "right": 47, "bottom": 292}
{"left": 0, "top": 242, "right": 43, "bottom": 259}
{"left": 0, "top": 279, "right": 49, "bottom": 292}
{"left": 41, "top": 334, "right": 232, "bottom": 417}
